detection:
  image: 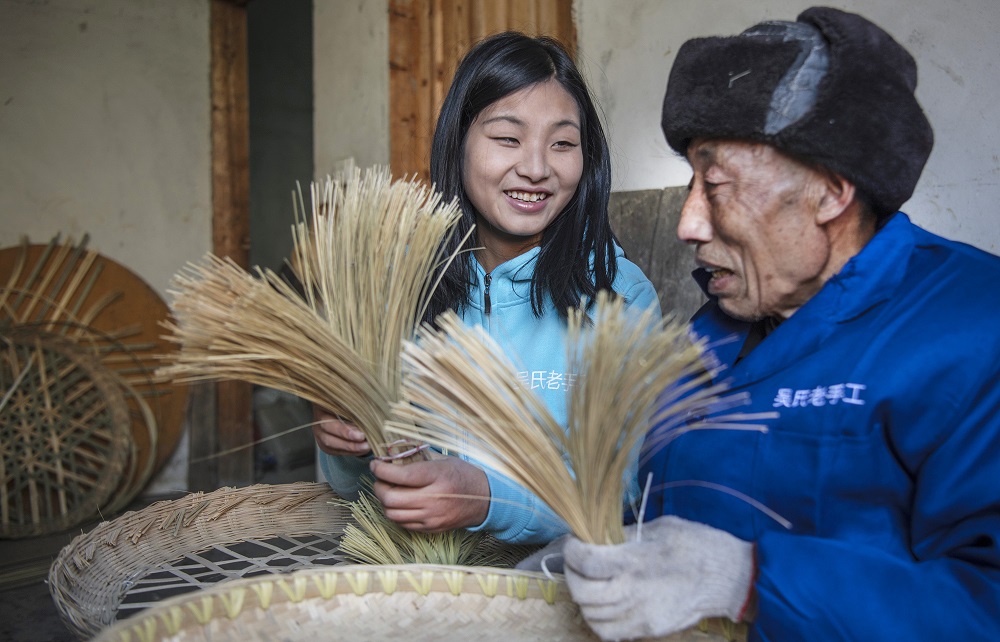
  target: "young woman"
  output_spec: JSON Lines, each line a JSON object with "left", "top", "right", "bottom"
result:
{"left": 314, "top": 32, "right": 659, "bottom": 544}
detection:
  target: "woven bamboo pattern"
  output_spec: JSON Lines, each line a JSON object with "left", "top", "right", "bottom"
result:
{"left": 48, "top": 482, "right": 350, "bottom": 639}
{"left": 0, "top": 329, "right": 131, "bottom": 538}
{"left": 90, "top": 562, "right": 744, "bottom": 642}
{"left": 0, "top": 235, "right": 188, "bottom": 533}
{"left": 91, "top": 564, "right": 594, "bottom": 642}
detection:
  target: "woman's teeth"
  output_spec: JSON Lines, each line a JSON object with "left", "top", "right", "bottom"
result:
{"left": 506, "top": 191, "right": 548, "bottom": 203}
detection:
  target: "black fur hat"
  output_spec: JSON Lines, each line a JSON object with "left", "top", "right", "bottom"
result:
{"left": 661, "top": 7, "right": 933, "bottom": 218}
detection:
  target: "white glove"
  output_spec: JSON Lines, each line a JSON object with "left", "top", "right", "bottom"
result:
{"left": 514, "top": 535, "right": 568, "bottom": 574}
{"left": 563, "top": 515, "right": 755, "bottom": 641}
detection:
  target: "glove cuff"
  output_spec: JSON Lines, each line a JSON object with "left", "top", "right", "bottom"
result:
{"left": 736, "top": 545, "right": 758, "bottom": 622}
{"left": 695, "top": 531, "right": 755, "bottom": 623}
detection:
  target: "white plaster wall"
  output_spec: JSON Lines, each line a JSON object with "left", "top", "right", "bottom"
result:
{"left": 575, "top": 0, "right": 1000, "bottom": 253}
{"left": 0, "top": 0, "right": 211, "bottom": 496}
{"left": 313, "top": 0, "right": 389, "bottom": 177}
{"left": 0, "top": 0, "right": 212, "bottom": 295}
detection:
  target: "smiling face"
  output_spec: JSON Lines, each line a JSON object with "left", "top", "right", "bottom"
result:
{"left": 677, "top": 138, "right": 837, "bottom": 321}
{"left": 462, "top": 79, "right": 584, "bottom": 271}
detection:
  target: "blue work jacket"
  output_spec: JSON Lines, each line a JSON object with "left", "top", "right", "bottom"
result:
{"left": 640, "top": 213, "right": 1000, "bottom": 640}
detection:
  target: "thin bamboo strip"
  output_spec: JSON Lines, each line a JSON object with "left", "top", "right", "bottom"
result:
{"left": 39, "top": 237, "right": 93, "bottom": 327}
{"left": 45, "top": 248, "right": 98, "bottom": 331}
{"left": 335, "top": 486, "right": 534, "bottom": 568}
{"left": 18, "top": 237, "right": 72, "bottom": 321}
{"left": 6, "top": 236, "right": 58, "bottom": 313}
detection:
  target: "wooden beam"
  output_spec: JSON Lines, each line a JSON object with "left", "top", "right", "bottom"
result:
{"left": 205, "top": 0, "right": 254, "bottom": 489}
{"left": 390, "top": 0, "right": 435, "bottom": 184}
{"left": 389, "top": 0, "right": 576, "bottom": 184}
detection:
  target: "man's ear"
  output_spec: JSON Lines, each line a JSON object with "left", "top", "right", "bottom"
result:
{"left": 815, "top": 171, "right": 856, "bottom": 225}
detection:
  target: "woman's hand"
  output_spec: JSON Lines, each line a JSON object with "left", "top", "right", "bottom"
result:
{"left": 370, "top": 457, "right": 491, "bottom": 532}
{"left": 311, "top": 406, "right": 371, "bottom": 457}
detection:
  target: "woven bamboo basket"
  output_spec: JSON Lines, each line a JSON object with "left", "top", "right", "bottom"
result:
{"left": 1, "top": 236, "right": 190, "bottom": 531}
{"left": 1, "top": 328, "right": 132, "bottom": 538}
{"left": 48, "top": 482, "right": 350, "bottom": 639}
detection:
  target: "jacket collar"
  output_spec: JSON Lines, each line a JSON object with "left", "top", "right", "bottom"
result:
{"left": 693, "top": 212, "right": 915, "bottom": 381}
{"left": 472, "top": 242, "right": 628, "bottom": 282}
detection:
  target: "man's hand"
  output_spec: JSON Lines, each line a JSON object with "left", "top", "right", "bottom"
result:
{"left": 311, "top": 406, "right": 370, "bottom": 457}
{"left": 370, "top": 457, "right": 490, "bottom": 532}
{"left": 564, "top": 515, "right": 755, "bottom": 641}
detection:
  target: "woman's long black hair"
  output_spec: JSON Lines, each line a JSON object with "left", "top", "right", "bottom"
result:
{"left": 424, "top": 31, "right": 618, "bottom": 324}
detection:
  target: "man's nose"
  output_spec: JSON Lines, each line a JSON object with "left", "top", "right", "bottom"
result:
{"left": 676, "top": 188, "right": 713, "bottom": 244}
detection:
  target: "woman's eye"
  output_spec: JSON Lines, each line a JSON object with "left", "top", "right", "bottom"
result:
{"left": 553, "top": 140, "right": 579, "bottom": 149}
{"left": 493, "top": 137, "right": 518, "bottom": 145}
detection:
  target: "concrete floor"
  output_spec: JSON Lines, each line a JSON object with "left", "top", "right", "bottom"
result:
{"left": 0, "top": 523, "right": 93, "bottom": 642}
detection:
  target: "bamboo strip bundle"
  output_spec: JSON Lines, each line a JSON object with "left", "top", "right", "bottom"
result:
{"left": 387, "top": 291, "right": 774, "bottom": 545}
{"left": 159, "top": 166, "right": 467, "bottom": 457}
{"left": 334, "top": 488, "right": 532, "bottom": 568}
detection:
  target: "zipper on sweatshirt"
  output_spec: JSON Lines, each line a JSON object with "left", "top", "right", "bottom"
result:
{"left": 484, "top": 272, "right": 492, "bottom": 315}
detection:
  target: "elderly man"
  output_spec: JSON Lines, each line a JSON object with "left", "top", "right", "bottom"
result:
{"left": 560, "top": 7, "right": 1000, "bottom": 641}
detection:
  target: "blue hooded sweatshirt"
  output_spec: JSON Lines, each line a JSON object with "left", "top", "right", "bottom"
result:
{"left": 320, "top": 243, "right": 659, "bottom": 544}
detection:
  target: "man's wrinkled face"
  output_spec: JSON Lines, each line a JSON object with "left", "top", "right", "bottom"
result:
{"left": 677, "top": 139, "right": 833, "bottom": 321}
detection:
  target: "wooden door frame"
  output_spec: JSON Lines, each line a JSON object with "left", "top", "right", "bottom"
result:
{"left": 190, "top": 0, "right": 254, "bottom": 490}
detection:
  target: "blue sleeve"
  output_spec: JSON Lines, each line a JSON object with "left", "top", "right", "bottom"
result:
{"left": 618, "top": 271, "right": 661, "bottom": 319}
{"left": 317, "top": 451, "right": 372, "bottom": 501}
{"left": 751, "top": 375, "right": 1000, "bottom": 640}
{"left": 467, "top": 466, "right": 570, "bottom": 544}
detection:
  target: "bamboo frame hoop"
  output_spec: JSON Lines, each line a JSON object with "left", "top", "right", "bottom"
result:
{"left": 1, "top": 329, "right": 131, "bottom": 538}
{"left": 48, "top": 482, "right": 350, "bottom": 639}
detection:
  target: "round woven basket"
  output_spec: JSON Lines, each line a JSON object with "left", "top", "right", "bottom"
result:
{"left": 48, "top": 482, "right": 350, "bottom": 639}
{"left": 1, "top": 329, "right": 132, "bottom": 538}
{"left": 0, "top": 238, "right": 190, "bottom": 519}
